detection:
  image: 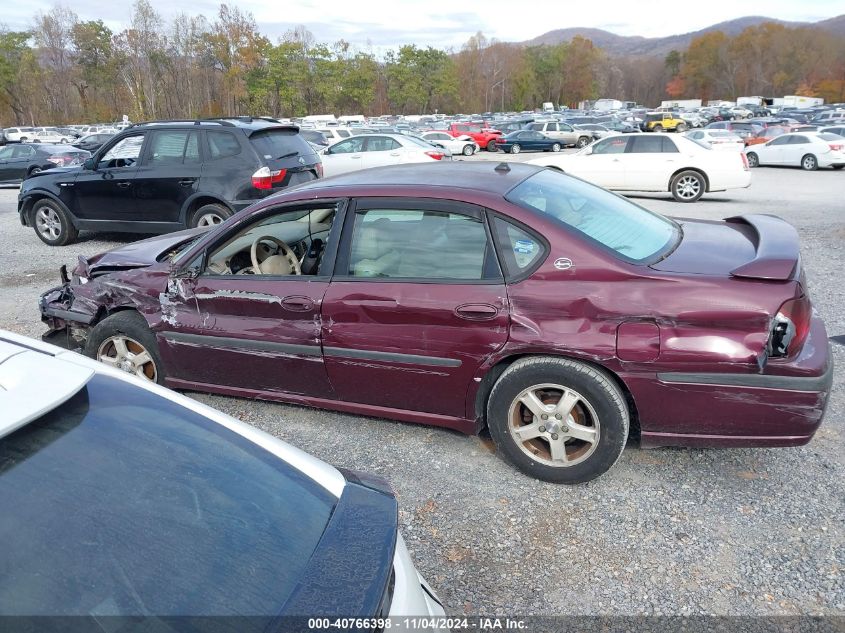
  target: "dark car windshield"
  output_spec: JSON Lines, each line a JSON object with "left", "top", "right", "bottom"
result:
{"left": 506, "top": 169, "right": 679, "bottom": 263}
{"left": 0, "top": 374, "right": 336, "bottom": 617}
{"left": 251, "top": 128, "right": 317, "bottom": 157}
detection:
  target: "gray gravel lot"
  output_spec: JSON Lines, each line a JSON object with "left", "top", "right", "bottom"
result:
{"left": 0, "top": 160, "right": 843, "bottom": 617}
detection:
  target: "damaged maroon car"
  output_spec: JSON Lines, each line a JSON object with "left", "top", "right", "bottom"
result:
{"left": 38, "top": 162, "right": 833, "bottom": 483}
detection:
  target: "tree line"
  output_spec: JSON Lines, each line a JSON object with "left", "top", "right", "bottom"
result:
{"left": 1, "top": 1, "right": 844, "bottom": 125}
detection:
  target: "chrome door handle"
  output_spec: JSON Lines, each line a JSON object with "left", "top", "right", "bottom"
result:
{"left": 455, "top": 303, "right": 498, "bottom": 321}
{"left": 281, "top": 296, "right": 314, "bottom": 312}
{"left": 116, "top": 182, "right": 131, "bottom": 188}
{"left": 179, "top": 179, "right": 195, "bottom": 186}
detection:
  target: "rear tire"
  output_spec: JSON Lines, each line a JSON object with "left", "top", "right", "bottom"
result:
{"left": 85, "top": 311, "right": 165, "bottom": 385}
{"left": 676, "top": 123, "right": 687, "bottom": 132}
{"left": 486, "top": 141, "right": 498, "bottom": 152}
{"left": 833, "top": 165, "right": 844, "bottom": 170}
{"left": 652, "top": 124, "right": 663, "bottom": 133}
{"left": 576, "top": 136, "right": 590, "bottom": 148}
{"left": 510, "top": 144, "right": 521, "bottom": 154}
{"left": 670, "top": 170, "right": 705, "bottom": 202}
{"left": 746, "top": 152, "right": 759, "bottom": 168}
{"left": 32, "top": 199, "right": 78, "bottom": 246}
{"left": 190, "top": 203, "right": 231, "bottom": 228}
{"left": 801, "top": 154, "right": 818, "bottom": 171}
{"left": 487, "top": 356, "right": 629, "bottom": 484}
{"left": 551, "top": 143, "right": 561, "bottom": 152}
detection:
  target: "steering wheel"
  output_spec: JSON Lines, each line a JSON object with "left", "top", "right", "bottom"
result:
{"left": 250, "top": 235, "right": 301, "bottom": 275}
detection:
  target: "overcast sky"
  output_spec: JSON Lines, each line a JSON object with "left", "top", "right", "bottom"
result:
{"left": 3, "top": 0, "right": 843, "bottom": 50}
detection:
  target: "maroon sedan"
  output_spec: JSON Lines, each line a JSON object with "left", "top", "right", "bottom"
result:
{"left": 38, "top": 162, "right": 832, "bottom": 483}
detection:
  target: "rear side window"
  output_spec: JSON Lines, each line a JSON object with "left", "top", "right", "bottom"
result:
{"left": 365, "top": 137, "right": 400, "bottom": 152}
{"left": 0, "top": 374, "right": 335, "bottom": 616}
{"left": 148, "top": 131, "right": 200, "bottom": 164}
{"left": 250, "top": 129, "right": 313, "bottom": 160}
{"left": 207, "top": 131, "right": 242, "bottom": 159}
{"left": 491, "top": 216, "right": 547, "bottom": 280}
{"left": 628, "top": 136, "right": 664, "bottom": 153}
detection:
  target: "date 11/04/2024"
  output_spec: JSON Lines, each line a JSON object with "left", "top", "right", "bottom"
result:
{"left": 307, "top": 617, "right": 527, "bottom": 630}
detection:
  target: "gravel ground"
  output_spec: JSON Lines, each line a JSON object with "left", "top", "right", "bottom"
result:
{"left": 0, "top": 160, "right": 843, "bottom": 617}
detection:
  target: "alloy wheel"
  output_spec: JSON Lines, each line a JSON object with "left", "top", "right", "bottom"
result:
{"left": 674, "top": 174, "right": 702, "bottom": 200}
{"left": 97, "top": 335, "right": 158, "bottom": 381}
{"left": 35, "top": 207, "right": 62, "bottom": 241}
{"left": 196, "top": 212, "right": 226, "bottom": 226}
{"left": 507, "top": 383, "right": 600, "bottom": 467}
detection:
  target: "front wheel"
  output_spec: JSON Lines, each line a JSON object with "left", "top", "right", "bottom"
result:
{"left": 746, "top": 152, "right": 759, "bottom": 168}
{"left": 32, "top": 199, "right": 78, "bottom": 246}
{"left": 670, "top": 170, "right": 705, "bottom": 202}
{"left": 675, "top": 123, "right": 687, "bottom": 133}
{"left": 551, "top": 143, "right": 561, "bottom": 152}
{"left": 801, "top": 154, "right": 818, "bottom": 171}
{"left": 487, "top": 357, "right": 629, "bottom": 484}
{"left": 462, "top": 144, "right": 474, "bottom": 156}
{"left": 576, "top": 136, "right": 590, "bottom": 148}
{"left": 85, "top": 311, "right": 166, "bottom": 384}
{"left": 510, "top": 144, "right": 521, "bottom": 154}
{"left": 190, "top": 202, "right": 232, "bottom": 228}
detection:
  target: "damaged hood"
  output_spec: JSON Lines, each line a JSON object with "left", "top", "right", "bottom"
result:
{"left": 81, "top": 227, "right": 210, "bottom": 275}
{"left": 651, "top": 215, "right": 800, "bottom": 281}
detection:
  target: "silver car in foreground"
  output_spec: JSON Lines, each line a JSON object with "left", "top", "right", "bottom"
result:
{"left": 0, "top": 330, "right": 446, "bottom": 625}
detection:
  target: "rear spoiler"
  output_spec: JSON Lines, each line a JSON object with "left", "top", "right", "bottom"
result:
{"left": 725, "top": 214, "right": 800, "bottom": 281}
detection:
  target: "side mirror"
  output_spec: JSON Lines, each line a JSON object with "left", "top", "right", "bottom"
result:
{"left": 83, "top": 157, "right": 96, "bottom": 171}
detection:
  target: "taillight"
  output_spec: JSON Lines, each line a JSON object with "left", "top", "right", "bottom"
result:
{"left": 829, "top": 144, "right": 843, "bottom": 151}
{"left": 251, "top": 166, "right": 287, "bottom": 190}
{"left": 48, "top": 154, "right": 70, "bottom": 166}
{"left": 768, "top": 297, "right": 811, "bottom": 358}
{"left": 740, "top": 153, "right": 749, "bottom": 170}
{"left": 424, "top": 151, "right": 444, "bottom": 160}
{"left": 315, "top": 162, "right": 323, "bottom": 178}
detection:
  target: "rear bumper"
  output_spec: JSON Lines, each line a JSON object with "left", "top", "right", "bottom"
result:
{"left": 634, "top": 314, "right": 833, "bottom": 448}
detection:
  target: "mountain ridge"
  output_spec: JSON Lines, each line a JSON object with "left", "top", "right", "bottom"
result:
{"left": 521, "top": 14, "right": 845, "bottom": 57}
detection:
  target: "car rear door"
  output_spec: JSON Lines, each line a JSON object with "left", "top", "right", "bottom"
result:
{"left": 622, "top": 135, "right": 678, "bottom": 191}
{"left": 362, "top": 135, "right": 402, "bottom": 168}
{"left": 784, "top": 134, "right": 811, "bottom": 166}
{"left": 0, "top": 146, "right": 15, "bottom": 182}
{"left": 321, "top": 198, "right": 509, "bottom": 418}
{"left": 131, "top": 129, "right": 201, "bottom": 223}
{"left": 3, "top": 145, "right": 35, "bottom": 182}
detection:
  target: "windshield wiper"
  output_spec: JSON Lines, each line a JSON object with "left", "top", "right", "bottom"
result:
{"left": 277, "top": 151, "right": 299, "bottom": 160}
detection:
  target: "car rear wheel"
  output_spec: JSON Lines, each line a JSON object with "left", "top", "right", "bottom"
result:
{"left": 551, "top": 143, "right": 561, "bottom": 152}
{"left": 190, "top": 203, "right": 232, "bottom": 228}
{"left": 487, "top": 357, "right": 629, "bottom": 484}
{"left": 28, "top": 167, "right": 42, "bottom": 176}
{"left": 652, "top": 124, "right": 663, "bottom": 133}
{"left": 801, "top": 154, "right": 818, "bottom": 171}
{"left": 676, "top": 123, "right": 687, "bottom": 132}
{"left": 486, "top": 141, "right": 498, "bottom": 152}
{"left": 510, "top": 144, "right": 521, "bottom": 154}
{"left": 85, "top": 311, "right": 165, "bottom": 385}
{"left": 462, "top": 144, "right": 474, "bottom": 156}
{"left": 32, "top": 199, "right": 78, "bottom": 246}
{"left": 576, "top": 136, "right": 590, "bottom": 148}
{"left": 670, "top": 170, "right": 705, "bottom": 202}
{"left": 746, "top": 152, "right": 759, "bottom": 168}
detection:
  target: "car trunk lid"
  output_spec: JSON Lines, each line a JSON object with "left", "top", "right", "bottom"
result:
{"left": 651, "top": 214, "right": 801, "bottom": 282}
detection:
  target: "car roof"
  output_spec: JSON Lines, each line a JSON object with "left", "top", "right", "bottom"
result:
{"left": 296, "top": 161, "right": 540, "bottom": 195}
{"left": 129, "top": 117, "right": 300, "bottom": 133}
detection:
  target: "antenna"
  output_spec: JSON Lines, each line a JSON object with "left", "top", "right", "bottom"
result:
{"left": 494, "top": 162, "right": 511, "bottom": 173}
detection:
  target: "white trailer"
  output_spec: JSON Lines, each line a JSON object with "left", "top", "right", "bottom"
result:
{"left": 737, "top": 96, "right": 765, "bottom": 107}
{"left": 338, "top": 114, "right": 365, "bottom": 124}
{"left": 660, "top": 99, "right": 702, "bottom": 109}
{"left": 594, "top": 98, "right": 625, "bottom": 112}
{"left": 783, "top": 95, "right": 824, "bottom": 108}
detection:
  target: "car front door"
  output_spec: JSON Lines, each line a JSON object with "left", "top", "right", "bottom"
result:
{"left": 321, "top": 198, "right": 509, "bottom": 418}
{"left": 156, "top": 201, "right": 342, "bottom": 397}
{"left": 132, "top": 129, "right": 201, "bottom": 224}
{"left": 558, "top": 123, "right": 578, "bottom": 145}
{"left": 0, "top": 146, "right": 15, "bottom": 182}
{"left": 573, "top": 136, "right": 630, "bottom": 188}
{"left": 72, "top": 133, "right": 146, "bottom": 222}
{"left": 321, "top": 137, "right": 366, "bottom": 177}
{"left": 761, "top": 135, "right": 792, "bottom": 165}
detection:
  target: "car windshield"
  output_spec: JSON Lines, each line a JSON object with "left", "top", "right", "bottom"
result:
{"left": 506, "top": 169, "right": 679, "bottom": 263}
{"left": 0, "top": 374, "right": 335, "bottom": 618}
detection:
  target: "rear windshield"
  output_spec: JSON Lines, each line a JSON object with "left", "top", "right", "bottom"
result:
{"left": 0, "top": 374, "right": 335, "bottom": 616}
{"left": 506, "top": 169, "right": 679, "bottom": 263}
{"left": 250, "top": 128, "right": 316, "bottom": 158}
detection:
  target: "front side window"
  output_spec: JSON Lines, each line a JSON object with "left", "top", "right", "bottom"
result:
{"left": 329, "top": 138, "right": 365, "bottom": 154}
{"left": 205, "top": 204, "right": 338, "bottom": 276}
{"left": 591, "top": 137, "right": 629, "bottom": 154}
{"left": 628, "top": 136, "right": 665, "bottom": 153}
{"left": 98, "top": 135, "right": 145, "bottom": 169}
{"left": 506, "top": 169, "right": 679, "bottom": 264}
{"left": 346, "top": 207, "right": 497, "bottom": 280}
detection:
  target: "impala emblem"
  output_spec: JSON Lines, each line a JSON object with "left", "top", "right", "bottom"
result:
{"left": 554, "top": 257, "right": 573, "bottom": 270}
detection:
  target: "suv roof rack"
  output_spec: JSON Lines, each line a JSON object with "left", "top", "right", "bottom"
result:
{"left": 127, "top": 119, "right": 238, "bottom": 129}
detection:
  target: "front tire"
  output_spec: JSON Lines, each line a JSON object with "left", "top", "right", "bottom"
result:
{"left": 510, "top": 144, "right": 521, "bottom": 154}
{"left": 576, "top": 136, "right": 590, "bottom": 148}
{"left": 670, "top": 170, "right": 705, "bottom": 202}
{"left": 462, "top": 144, "right": 474, "bottom": 156}
{"left": 487, "top": 357, "right": 629, "bottom": 484}
{"left": 32, "top": 199, "right": 78, "bottom": 246}
{"left": 190, "top": 202, "right": 232, "bottom": 228}
{"left": 85, "top": 311, "right": 165, "bottom": 385}
{"left": 746, "top": 152, "right": 759, "bottom": 168}
{"left": 486, "top": 141, "right": 498, "bottom": 152}
{"left": 675, "top": 123, "right": 687, "bottom": 132}
{"left": 551, "top": 143, "right": 561, "bottom": 152}
{"left": 801, "top": 154, "right": 818, "bottom": 171}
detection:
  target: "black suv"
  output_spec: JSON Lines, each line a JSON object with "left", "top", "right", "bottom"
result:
{"left": 18, "top": 118, "right": 321, "bottom": 246}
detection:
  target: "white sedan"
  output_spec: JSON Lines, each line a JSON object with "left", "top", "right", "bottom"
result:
{"left": 685, "top": 129, "right": 745, "bottom": 151}
{"left": 527, "top": 133, "right": 751, "bottom": 202}
{"left": 321, "top": 133, "right": 449, "bottom": 177}
{"left": 25, "top": 130, "right": 71, "bottom": 144}
{"left": 744, "top": 132, "right": 845, "bottom": 170}
{"left": 421, "top": 131, "right": 478, "bottom": 156}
